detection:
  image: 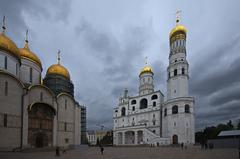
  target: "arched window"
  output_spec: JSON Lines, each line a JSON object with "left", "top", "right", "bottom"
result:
{"left": 121, "top": 107, "right": 126, "bottom": 116}
{"left": 131, "top": 100, "right": 136, "bottom": 105}
{"left": 174, "top": 69, "right": 177, "bottom": 76}
{"left": 164, "top": 108, "right": 167, "bottom": 116}
{"left": 153, "top": 102, "right": 156, "bottom": 107}
{"left": 185, "top": 104, "right": 190, "bottom": 113}
{"left": 151, "top": 94, "right": 158, "bottom": 100}
{"left": 140, "top": 98, "right": 148, "bottom": 109}
{"left": 172, "top": 105, "right": 178, "bottom": 114}
{"left": 182, "top": 68, "right": 185, "bottom": 75}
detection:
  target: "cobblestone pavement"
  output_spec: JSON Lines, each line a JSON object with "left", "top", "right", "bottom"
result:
{"left": 0, "top": 146, "right": 238, "bottom": 159}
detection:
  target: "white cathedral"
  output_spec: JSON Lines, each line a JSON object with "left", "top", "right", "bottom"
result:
{"left": 0, "top": 18, "right": 83, "bottom": 151}
{"left": 113, "top": 18, "right": 195, "bottom": 146}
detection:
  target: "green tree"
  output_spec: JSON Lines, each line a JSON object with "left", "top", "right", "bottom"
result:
{"left": 237, "top": 120, "right": 240, "bottom": 130}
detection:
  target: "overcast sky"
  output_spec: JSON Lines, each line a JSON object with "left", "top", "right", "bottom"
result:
{"left": 1, "top": 0, "right": 240, "bottom": 131}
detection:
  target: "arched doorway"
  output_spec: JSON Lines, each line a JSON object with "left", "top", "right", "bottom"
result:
{"left": 28, "top": 103, "right": 55, "bottom": 147}
{"left": 137, "top": 130, "right": 143, "bottom": 144}
{"left": 125, "top": 131, "right": 135, "bottom": 144}
{"left": 172, "top": 134, "right": 178, "bottom": 144}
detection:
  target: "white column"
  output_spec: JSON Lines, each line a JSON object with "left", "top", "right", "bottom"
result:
{"left": 122, "top": 132, "right": 125, "bottom": 145}
{"left": 134, "top": 131, "right": 138, "bottom": 145}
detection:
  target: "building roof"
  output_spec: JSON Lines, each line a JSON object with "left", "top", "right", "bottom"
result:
{"left": 218, "top": 130, "right": 240, "bottom": 137}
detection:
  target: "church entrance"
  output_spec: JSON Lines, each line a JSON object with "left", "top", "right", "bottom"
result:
{"left": 172, "top": 134, "right": 178, "bottom": 144}
{"left": 35, "top": 132, "right": 48, "bottom": 148}
{"left": 28, "top": 103, "right": 55, "bottom": 148}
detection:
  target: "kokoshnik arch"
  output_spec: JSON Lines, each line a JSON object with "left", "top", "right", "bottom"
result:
{"left": 0, "top": 17, "right": 85, "bottom": 150}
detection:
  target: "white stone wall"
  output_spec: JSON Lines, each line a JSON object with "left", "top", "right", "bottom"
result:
{"left": 0, "top": 73, "right": 23, "bottom": 149}
{"left": 162, "top": 98, "right": 195, "bottom": 144}
{"left": 0, "top": 50, "right": 20, "bottom": 78}
{"left": 74, "top": 104, "right": 81, "bottom": 145}
{"left": 57, "top": 94, "right": 75, "bottom": 147}
{"left": 114, "top": 91, "right": 164, "bottom": 142}
{"left": 20, "top": 59, "right": 41, "bottom": 85}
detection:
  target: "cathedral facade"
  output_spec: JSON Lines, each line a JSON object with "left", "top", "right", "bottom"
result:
{"left": 113, "top": 19, "right": 195, "bottom": 146}
{"left": 0, "top": 20, "right": 82, "bottom": 150}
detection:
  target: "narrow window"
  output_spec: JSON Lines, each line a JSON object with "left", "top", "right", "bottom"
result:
{"left": 29, "top": 68, "right": 33, "bottom": 83}
{"left": 168, "top": 72, "right": 170, "bottom": 78}
{"left": 65, "top": 100, "right": 67, "bottom": 110}
{"left": 182, "top": 68, "right": 185, "bottom": 75}
{"left": 5, "top": 81, "right": 8, "bottom": 96}
{"left": 64, "top": 122, "right": 67, "bottom": 131}
{"left": 4, "top": 56, "right": 7, "bottom": 69}
{"left": 174, "top": 69, "right": 177, "bottom": 76}
{"left": 164, "top": 108, "right": 167, "bottom": 116}
{"left": 3, "top": 113, "right": 7, "bottom": 127}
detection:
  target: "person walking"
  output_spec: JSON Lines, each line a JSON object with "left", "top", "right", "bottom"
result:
{"left": 55, "top": 146, "right": 60, "bottom": 157}
{"left": 100, "top": 146, "right": 104, "bottom": 155}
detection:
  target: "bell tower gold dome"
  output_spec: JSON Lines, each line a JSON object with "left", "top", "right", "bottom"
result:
{"left": 19, "top": 31, "right": 42, "bottom": 69}
{"left": 140, "top": 66, "right": 153, "bottom": 76}
{"left": 169, "top": 10, "right": 187, "bottom": 39}
{"left": 46, "top": 51, "right": 70, "bottom": 79}
{"left": 139, "top": 57, "right": 154, "bottom": 76}
{"left": 169, "top": 24, "right": 187, "bottom": 38}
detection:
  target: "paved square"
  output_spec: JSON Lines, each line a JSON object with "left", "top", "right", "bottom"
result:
{"left": 0, "top": 146, "right": 238, "bottom": 159}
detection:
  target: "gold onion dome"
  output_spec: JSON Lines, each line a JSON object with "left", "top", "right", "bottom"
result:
{"left": 0, "top": 32, "right": 21, "bottom": 61}
{"left": 170, "top": 10, "right": 187, "bottom": 38}
{"left": 46, "top": 51, "right": 70, "bottom": 79}
{"left": 19, "top": 31, "right": 42, "bottom": 68}
{"left": 169, "top": 24, "right": 187, "bottom": 38}
{"left": 140, "top": 66, "right": 153, "bottom": 76}
{"left": 0, "top": 16, "right": 20, "bottom": 61}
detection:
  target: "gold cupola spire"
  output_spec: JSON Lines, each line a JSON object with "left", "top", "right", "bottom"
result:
{"left": 57, "top": 49, "right": 61, "bottom": 64}
{"left": 139, "top": 56, "right": 153, "bottom": 76}
{"left": 46, "top": 50, "right": 70, "bottom": 79}
{"left": 24, "top": 29, "right": 29, "bottom": 49}
{"left": 169, "top": 10, "right": 187, "bottom": 39}
{"left": 0, "top": 16, "right": 21, "bottom": 61}
{"left": 19, "top": 29, "right": 42, "bottom": 68}
{"left": 2, "top": 15, "right": 6, "bottom": 34}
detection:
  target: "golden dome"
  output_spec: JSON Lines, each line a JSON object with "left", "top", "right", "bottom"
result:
{"left": 169, "top": 24, "right": 187, "bottom": 38}
{"left": 0, "top": 32, "right": 20, "bottom": 61}
{"left": 46, "top": 63, "right": 70, "bottom": 79}
{"left": 19, "top": 42, "right": 42, "bottom": 68}
{"left": 140, "top": 66, "right": 153, "bottom": 76}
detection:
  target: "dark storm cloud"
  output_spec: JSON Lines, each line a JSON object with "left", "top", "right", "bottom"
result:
{"left": 1, "top": 0, "right": 240, "bottom": 131}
